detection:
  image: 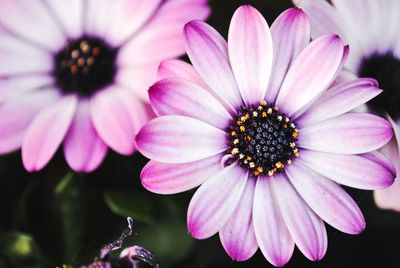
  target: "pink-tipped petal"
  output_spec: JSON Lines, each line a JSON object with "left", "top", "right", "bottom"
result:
{"left": 184, "top": 21, "right": 243, "bottom": 110}
{"left": 149, "top": 78, "right": 231, "bottom": 129}
{"left": 141, "top": 154, "right": 223, "bottom": 194}
{"left": 64, "top": 100, "right": 107, "bottom": 172}
{"left": 286, "top": 162, "right": 365, "bottom": 234}
{"left": 275, "top": 34, "right": 345, "bottom": 116}
{"left": 0, "top": 89, "right": 60, "bottom": 154}
{"left": 298, "top": 113, "right": 393, "bottom": 154}
{"left": 157, "top": 60, "right": 207, "bottom": 87}
{"left": 273, "top": 174, "right": 328, "bottom": 261}
{"left": 299, "top": 78, "right": 381, "bottom": 125}
{"left": 228, "top": 5, "right": 273, "bottom": 104}
{"left": 266, "top": 8, "right": 311, "bottom": 102}
{"left": 298, "top": 150, "right": 395, "bottom": 190}
{"left": 187, "top": 164, "right": 248, "bottom": 239}
{"left": 220, "top": 178, "right": 258, "bottom": 261}
{"left": 22, "top": 95, "right": 78, "bottom": 171}
{"left": 253, "top": 175, "right": 294, "bottom": 267}
{"left": 91, "top": 88, "right": 147, "bottom": 155}
{"left": 136, "top": 115, "right": 227, "bottom": 164}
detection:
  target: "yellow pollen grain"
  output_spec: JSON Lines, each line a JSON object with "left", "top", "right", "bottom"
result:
{"left": 70, "top": 65, "right": 78, "bottom": 74}
{"left": 77, "top": 58, "right": 85, "bottom": 66}
{"left": 257, "top": 167, "right": 264, "bottom": 173}
{"left": 261, "top": 100, "right": 267, "bottom": 106}
{"left": 257, "top": 106, "right": 263, "bottom": 111}
{"left": 236, "top": 120, "right": 242, "bottom": 125}
{"left": 287, "top": 159, "right": 292, "bottom": 164}
{"left": 283, "top": 124, "right": 288, "bottom": 129}
{"left": 71, "top": 50, "right": 79, "bottom": 59}
{"left": 267, "top": 108, "right": 273, "bottom": 114}
{"left": 292, "top": 132, "right": 298, "bottom": 138}
{"left": 285, "top": 117, "right": 290, "bottom": 123}
{"left": 277, "top": 115, "right": 283, "bottom": 121}
{"left": 240, "top": 126, "right": 246, "bottom": 132}
{"left": 239, "top": 154, "right": 245, "bottom": 159}
{"left": 241, "top": 116, "right": 247, "bottom": 121}
{"left": 275, "top": 162, "right": 283, "bottom": 168}
{"left": 253, "top": 111, "right": 258, "bottom": 117}
{"left": 80, "top": 42, "right": 90, "bottom": 53}
{"left": 290, "top": 123, "right": 296, "bottom": 128}
{"left": 274, "top": 107, "right": 279, "bottom": 111}
{"left": 246, "top": 156, "right": 252, "bottom": 161}
{"left": 268, "top": 170, "right": 274, "bottom": 176}
{"left": 249, "top": 162, "right": 255, "bottom": 168}
{"left": 261, "top": 111, "right": 267, "bottom": 118}
{"left": 231, "top": 131, "right": 236, "bottom": 136}
{"left": 254, "top": 170, "right": 260, "bottom": 176}
{"left": 231, "top": 148, "right": 239, "bottom": 155}
{"left": 244, "top": 160, "right": 248, "bottom": 164}
{"left": 92, "top": 47, "right": 101, "bottom": 56}
{"left": 290, "top": 142, "right": 296, "bottom": 148}
{"left": 87, "top": 57, "right": 95, "bottom": 66}
{"left": 233, "top": 139, "right": 239, "bottom": 144}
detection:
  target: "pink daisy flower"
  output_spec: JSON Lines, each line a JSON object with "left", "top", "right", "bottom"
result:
{"left": 0, "top": 0, "right": 209, "bottom": 172}
{"left": 295, "top": 0, "right": 400, "bottom": 212}
{"left": 135, "top": 5, "right": 395, "bottom": 266}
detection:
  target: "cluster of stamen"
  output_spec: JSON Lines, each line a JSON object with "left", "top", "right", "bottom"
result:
{"left": 54, "top": 37, "right": 117, "bottom": 97}
{"left": 227, "top": 101, "right": 299, "bottom": 176}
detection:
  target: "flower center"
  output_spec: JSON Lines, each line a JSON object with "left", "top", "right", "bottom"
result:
{"left": 359, "top": 52, "right": 400, "bottom": 119}
{"left": 54, "top": 36, "right": 118, "bottom": 97}
{"left": 227, "top": 101, "right": 299, "bottom": 176}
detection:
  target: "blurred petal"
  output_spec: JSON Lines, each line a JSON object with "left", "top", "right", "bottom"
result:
{"left": 64, "top": 100, "right": 107, "bottom": 172}
{"left": 0, "top": 89, "right": 60, "bottom": 153}
{"left": 22, "top": 95, "right": 78, "bottom": 171}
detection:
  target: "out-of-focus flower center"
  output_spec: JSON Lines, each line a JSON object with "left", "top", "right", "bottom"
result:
{"left": 227, "top": 100, "right": 299, "bottom": 177}
{"left": 54, "top": 36, "right": 118, "bottom": 97}
{"left": 359, "top": 52, "right": 400, "bottom": 118}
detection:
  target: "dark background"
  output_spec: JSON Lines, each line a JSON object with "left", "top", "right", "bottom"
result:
{"left": 1, "top": 0, "right": 400, "bottom": 267}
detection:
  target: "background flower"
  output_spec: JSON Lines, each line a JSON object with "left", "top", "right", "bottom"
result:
{"left": 295, "top": 0, "right": 400, "bottom": 211}
{"left": 136, "top": 5, "right": 394, "bottom": 267}
{"left": 0, "top": 0, "right": 209, "bottom": 172}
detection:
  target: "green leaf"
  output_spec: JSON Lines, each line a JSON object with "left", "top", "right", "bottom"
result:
{"left": 0, "top": 232, "right": 40, "bottom": 266}
{"left": 103, "top": 191, "right": 154, "bottom": 224}
{"left": 135, "top": 222, "right": 194, "bottom": 267}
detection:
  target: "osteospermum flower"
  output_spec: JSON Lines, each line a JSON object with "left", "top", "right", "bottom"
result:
{"left": 135, "top": 6, "right": 395, "bottom": 266}
{"left": 0, "top": 0, "right": 209, "bottom": 172}
{"left": 295, "top": 0, "right": 400, "bottom": 212}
